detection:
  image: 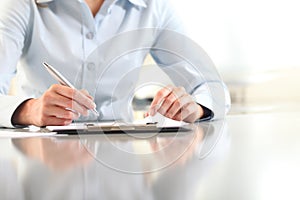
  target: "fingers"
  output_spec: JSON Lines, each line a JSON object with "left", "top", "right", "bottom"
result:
{"left": 33, "top": 108, "right": 75, "bottom": 126}
{"left": 172, "top": 103, "right": 202, "bottom": 123}
{"left": 32, "top": 85, "right": 97, "bottom": 126}
{"left": 80, "top": 89, "right": 94, "bottom": 100}
{"left": 164, "top": 94, "right": 192, "bottom": 119}
{"left": 157, "top": 87, "right": 186, "bottom": 116}
{"left": 50, "top": 85, "right": 96, "bottom": 110}
{"left": 149, "top": 85, "right": 203, "bottom": 123}
{"left": 150, "top": 86, "right": 186, "bottom": 115}
{"left": 150, "top": 86, "right": 186, "bottom": 116}
{"left": 43, "top": 106, "right": 80, "bottom": 120}
{"left": 40, "top": 116, "right": 73, "bottom": 126}
{"left": 36, "top": 105, "right": 79, "bottom": 125}
{"left": 47, "top": 94, "right": 88, "bottom": 116}
{"left": 45, "top": 84, "right": 96, "bottom": 116}
{"left": 149, "top": 85, "right": 173, "bottom": 115}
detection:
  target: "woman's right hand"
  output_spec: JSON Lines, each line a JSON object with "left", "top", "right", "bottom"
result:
{"left": 12, "top": 84, "right": 96, "bottom": 126}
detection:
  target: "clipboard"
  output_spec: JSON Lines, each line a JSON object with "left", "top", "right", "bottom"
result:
{"left": 45, "top": 122, "right": 192, "bottom": 135}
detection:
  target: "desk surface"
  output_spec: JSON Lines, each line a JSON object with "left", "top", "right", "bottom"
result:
{"left": 1, "top": 112, "right": 300, "bottom": 200}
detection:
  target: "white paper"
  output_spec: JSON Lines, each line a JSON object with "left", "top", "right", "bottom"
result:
{"left": 0, "top": 131, "right": 56, "bottom": 138}
{"left": 134, "top": 113, "right": 188, "bottom": 127}
{"left": 46, "top": 123, "right": 87, "bottom": 131}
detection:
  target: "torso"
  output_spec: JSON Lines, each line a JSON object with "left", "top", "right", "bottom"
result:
{"left": 13, "top": 0, "right": 178, "bottom": 120}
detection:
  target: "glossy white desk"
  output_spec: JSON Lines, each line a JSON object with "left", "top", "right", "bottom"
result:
{"left": 1, "top": 112, "right": 300, "bottom": 200}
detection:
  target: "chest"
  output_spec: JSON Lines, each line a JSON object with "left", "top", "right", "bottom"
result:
{"left": 20, "top": 0, "right": 159, "bottom": 93}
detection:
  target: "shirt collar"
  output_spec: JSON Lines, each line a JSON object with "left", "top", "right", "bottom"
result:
{"left": 36, "top": 0, "right": 147, "bottom": 8}
{"left": 127, "top": 0, "right": 147, "bottom": 8}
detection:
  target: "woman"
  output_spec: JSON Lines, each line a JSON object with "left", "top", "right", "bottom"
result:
{"left": 0, "top": 0, "right": 230, "bottom": 127}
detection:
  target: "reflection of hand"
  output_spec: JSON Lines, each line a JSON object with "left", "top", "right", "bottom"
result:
{"left": 147, "top": 85, "right": 204, "bottom": 123}
{"left": 12, "top": 84, "right": 96, "bottom": 126}
{"left": 149, "top": 125, "right": 204, "bottom": 167}
{"left": 143, "top": 126, "right": 204, "bottom": 186}
{"left": 13, "top": 138, "right": 92, "bottom": 171}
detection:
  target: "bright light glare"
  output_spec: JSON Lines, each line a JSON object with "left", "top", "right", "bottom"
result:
{"left": 172, "top": 0, "right": 300, "bottom": 73}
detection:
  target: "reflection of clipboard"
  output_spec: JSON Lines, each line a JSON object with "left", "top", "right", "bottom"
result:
{"left": 45, "top": 122, "right": 192, "bottom": 135}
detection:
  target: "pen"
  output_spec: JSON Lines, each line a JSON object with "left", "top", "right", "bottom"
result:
{"left": 43, "top": 62, "right": 99, "bottom": 116}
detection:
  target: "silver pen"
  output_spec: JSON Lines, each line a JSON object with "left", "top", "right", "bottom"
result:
{"left": 43, "top": 62, "right": 99, "bottom": 116}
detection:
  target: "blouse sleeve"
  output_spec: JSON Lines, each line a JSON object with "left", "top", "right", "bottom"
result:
{"left": 0, "top": 0, "right": 32, "bottom": 127}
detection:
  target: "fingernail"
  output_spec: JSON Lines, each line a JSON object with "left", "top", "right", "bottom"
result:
{"left": 151, "top": 108, "right": 157, "bottom": 116}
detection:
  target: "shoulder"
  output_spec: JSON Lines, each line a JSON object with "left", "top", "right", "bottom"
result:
{"left": 0, "top": 0, "right": 32, "bottom": 8}
{"left": 0, "top": 0, "right": 33, "bottom": 17}
{"left": 0, "top": 0, "right": 34, "bottom": 42}
{"left": 0, "top": 0, "right": 33, "bottom": 24}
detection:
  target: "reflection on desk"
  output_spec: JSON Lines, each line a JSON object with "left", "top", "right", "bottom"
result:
{"left": 5, "top": 113, "right": 300, "bottom": 200}
{"left": 0, "top": 121, "right": 227, "bottom": 200}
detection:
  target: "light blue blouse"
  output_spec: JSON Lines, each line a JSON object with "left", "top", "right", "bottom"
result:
{"left": 0, "top": 0, "right": 230, "bottom": 127}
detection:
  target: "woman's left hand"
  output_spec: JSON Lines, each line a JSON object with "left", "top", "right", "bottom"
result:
{"left": 147, "top": 85, "right": 204, "bottom": 123}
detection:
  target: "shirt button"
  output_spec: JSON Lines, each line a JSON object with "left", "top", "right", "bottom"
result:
{"left": 86, "top": 32, "right": 94, "bottom": 40}
{"left": 87, "top": 63, "right": 96, "bottom": 71}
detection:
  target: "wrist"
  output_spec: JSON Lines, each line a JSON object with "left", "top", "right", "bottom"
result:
{"left": 12, "top": 99, "right": 35, "bottom": 126}
{"left": 197, "top": 104, "right": 204, "bottom": 119}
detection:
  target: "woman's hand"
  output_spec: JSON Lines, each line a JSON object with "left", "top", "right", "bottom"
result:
{"left": 148, "top": 85, "right": 204, "bottom": 123}
{"left": 12, "top": 84, "right": 96, "bottom": 126}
